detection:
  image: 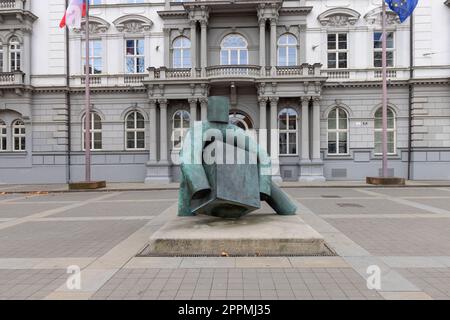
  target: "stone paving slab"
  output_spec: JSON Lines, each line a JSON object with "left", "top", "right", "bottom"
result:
{"left": 0, "top": 203, "right": 70, "bottom": 218}
{"left": 395, "top": 268, "right": 450, "bottom": 300}
{"left": 408, "top": 198, "right": 450, "bottom": 212}
{"left": 326, "top": 218, "right": 450, "bottom": 256}
{"left": 0, "top": 220, "right": 147, "bottom": 258}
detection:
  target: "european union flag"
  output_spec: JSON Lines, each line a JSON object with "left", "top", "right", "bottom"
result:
{"left": 385, "top": 0, "right": 419, "bottom": 23}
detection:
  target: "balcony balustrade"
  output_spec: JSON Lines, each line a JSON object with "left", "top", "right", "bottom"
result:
{"left": 0, "top": 71, "right": 24, "bottom": 86}
{"left": 0, "top": 0, "right": 23, "bottom": 10}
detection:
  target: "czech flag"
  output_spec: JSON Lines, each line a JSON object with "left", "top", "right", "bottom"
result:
{"left": 59, "top": 0, "right": 87, "bottom": 29}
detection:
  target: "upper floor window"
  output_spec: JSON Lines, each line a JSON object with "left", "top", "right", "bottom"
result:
{"left": 278, "top": 108, "right": 298, "bottom": 155}
{"left": 82, "top": 112, "right": 102, "bottom": 150}
{"left": 12, "top": 119, "right": 25, "bottom": 151}
{"left": 126, "top": 111, "right": 145, "bottom": 150}
{"left": 327, "top": 107, "right": 349, "bottom": 155}
{"left": 82, "top": 40, "right": 102, "bottom": 74}
{"left": 278, "top": 34, "right": 297, "bottom": 66}
{"left": 127, "top": 0, "right": 144, "bottom": 3}
{"left": 172, "top": 110, "right": 190, "bottom": 150}
{"left": 89, "top": 0, "right": 102, "bottom": 5}
{"left": 220, "top": 34, "right": 248, "bottom": 65}
{"left": 0, "top": 120, "right": 6, "bottom": 151}
{"left": 173, "top": 37, "right": 191, "bottom": 69}
{"left": 327, "top": 33, "right": 347, "bottom": 69}
{"left": 374, "top": 107, "right": 396, "bottom": 154}
{"left": 126, "top": 39, "right": 145, "bottom": 74}
{"left": 374, "top": 32, "right": 394, "bottom": 67}
{"left": 9, "top": 37, "right": 21, "bottom": 71}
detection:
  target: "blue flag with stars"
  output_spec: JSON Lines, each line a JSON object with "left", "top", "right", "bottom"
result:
{"left": 385, "top": 0, "right": 419, "bottom": 23}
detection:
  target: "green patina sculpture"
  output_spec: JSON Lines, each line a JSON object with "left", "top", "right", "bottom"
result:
{"left": 178, "top": 96, "right": 297, "bottom": 218}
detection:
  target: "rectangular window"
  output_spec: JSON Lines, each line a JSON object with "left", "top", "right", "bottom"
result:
{"left": 82, "top": 40, "right": 102, "bottom": 74}
{"left": 126, "top": 39, "right": 145, "bottom": 74}
{"left": 327, "top": 33, "right": 348, "bottom": 69}
{"left": 374, "top": 32, "right": 394, "bottom": 67}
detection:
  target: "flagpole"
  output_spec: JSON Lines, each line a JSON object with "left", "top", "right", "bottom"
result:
{"left": 381, "top": 0, "right": 388, "bottom": 178}
{"left": 84, "top": 0, "right": 91, "bottom": 183}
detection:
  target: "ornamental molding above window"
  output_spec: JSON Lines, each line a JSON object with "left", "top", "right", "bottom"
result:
{"left": 75, "top": 17, "right": 110, "bottom": 34}
{"left": 364, "top": 7, "right": 400, "bottom": 25}
{"left": 317, "top": 8, "right": 361, "bottom": 27}
{"left": 113, "top": 15, "right": 153, "bottom": 33}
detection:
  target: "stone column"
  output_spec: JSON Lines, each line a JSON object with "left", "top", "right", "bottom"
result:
{"left": 269, "top": 97, "right": 281, "bottom": 181}
{"left": 2, "top": 43, "right": 7, "bottom": 72}
{"left": 200, "top": 98, "right": 208, "bottom": 121}
{"left": 200, "top": 20, "right": 208, "bottom": 77}
{"left": 149, "top": 99, "right": 158, "bottom": 162}
{"left": 159, "top": 99, "right": 168, "bottom": 163}
{"left": 270, "top": 18, "right": 277, "bottom": 75}
{"left": 312, "top": 97, "right": 321, "bottom": 162}
{"left": 301, "top": 97, "right": 310, "bottom": 162}
{"left": 189, "top": 98, "right": 198, "bottom": 123}
{"left": 259, "top": 97, "right": 268, "bottom": 151}
{"left": 190, "top": 21, "right": 197, "bottom": 75}
{"left": 259, "top": 18, "right": 266, "bottom": 73}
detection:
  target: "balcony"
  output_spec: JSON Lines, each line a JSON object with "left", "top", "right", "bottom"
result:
{"left": 70, "top": 74, "right": 148, "bottom": 87}
{"left": 322, "top": 68, "right": 410, "bottom": 82}
{"left": 0, "top": 0, "right": 24, "bottom": 10}
{"left": 0, "top": 71, "right": 24, "bottom": 86}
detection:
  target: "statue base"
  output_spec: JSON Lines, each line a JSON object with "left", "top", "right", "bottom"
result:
{"left": 140, "top": 213, "right": 333, "bottom": 257}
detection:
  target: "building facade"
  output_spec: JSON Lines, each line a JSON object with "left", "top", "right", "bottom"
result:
{"left": 0, "top": 0, "right": 449, "bottom": 184}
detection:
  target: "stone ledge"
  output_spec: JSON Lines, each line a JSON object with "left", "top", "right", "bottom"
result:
{"left": 140, "top": 213, "right": 334, "bottom": 257}
{"left": 366, "top": 177, "right": 406, "bottom": 186}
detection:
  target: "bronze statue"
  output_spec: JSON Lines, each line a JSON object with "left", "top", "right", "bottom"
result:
{"left": 178, "top": 96, "right": 297, "bottom": 218}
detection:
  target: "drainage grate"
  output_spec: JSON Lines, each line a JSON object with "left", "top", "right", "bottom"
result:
{"left": 321, "top": 195, "right": 341, "bottom": 199}
{"left": 337, "top": 203, "right": 364, "bottom": 208}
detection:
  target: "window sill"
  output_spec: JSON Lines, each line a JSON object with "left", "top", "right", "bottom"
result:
{"left": 0, "top": 151, "right": 27, "bottom": 156}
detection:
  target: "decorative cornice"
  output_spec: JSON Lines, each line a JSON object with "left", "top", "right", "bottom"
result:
{"left": 157, "top": 10, "right": 188, "bottom": 19}
{"left": 113, "top": 15, "right": 153, "bottom": 33}
{"left": 74, "top": 17, "right": 110, "bottom": 34}
{"left": 279, "top": 6, "right": 313, "bottom": 16}
{"left": 318, "top": 7, "right": 361, "bottom": 27}
{"left": 364, "top": 7, "right": 400, "bottom": 25}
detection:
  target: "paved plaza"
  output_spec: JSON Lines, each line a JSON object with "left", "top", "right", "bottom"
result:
{"left": 0, "top": 186, "right": 450, "bottom": 300}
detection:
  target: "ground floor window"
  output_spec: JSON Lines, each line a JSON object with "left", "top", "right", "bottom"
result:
{"left": 278, "top": 108, "right": 298, "bottom": 155}
{"left": 172, "top": 110, "right": 190, "bottom": 150}
{"left": 12, "top": 119, "right": 26, "bottom": 151}
{"left": 327, "top": 107, "right": 349, "bottom": 155}
{"left": 374, "top": 107, "right": 396, "bottom": 154}
{"left": 82, "top": 112, "right": 102, "bottom": 150}
{"left": 0, "top": 120, "right": 6, "bottom": 151}
{"left": 126, "top": 111, "right": 145, "bottom": 150}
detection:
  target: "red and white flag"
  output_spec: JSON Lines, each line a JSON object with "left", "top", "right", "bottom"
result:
{"left": 59, "top": 0, "right": 87, "bottom": 29}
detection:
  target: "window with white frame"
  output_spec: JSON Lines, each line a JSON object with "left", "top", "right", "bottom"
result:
{"left": 82, "top": 40, "right": 102, "bottom": 74}
{"left": 126, "top": 39, "right": 145, "bottom": 74}
{"left": 173, "top": 37, "right": 191, "bottom": 69}
{"left": 327, "top": 107, "right": 349, "bottom": 155}
{"left": 327, "top": 33, "right": 347, "bottom": 69}
{"left": 82, "top": 112, "right": 102, "bottom": 150}
{"left": 0, "top": 120, "right": 6, "bottom": 151}
{"left": 278, "top": 108, "right": 298, "bottom": 155}
{"left": 278, "top": 34, "right": 297, "bottom": 66}
{"left": 172, "top": 110, "right": 190, "bottom": 150}
{"left": 12, "top": 119, "right": 25, "bottom": 151}
{"left": 374, "top": 31, "right": 394, "bottom": 67}
{"left": 374, "top": 107, "right": 396, "bottom": 154}
{"left": 126, "top": 111, "right": 145, "bottom": 150}
{"left": 9, "top": 37, "right": 21, "bottom": 71}
{"left": 220, "top": 34, "right": 248, "bottom": 65}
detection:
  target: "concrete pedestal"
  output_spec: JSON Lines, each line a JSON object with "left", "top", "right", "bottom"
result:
{"left": 141, "top": 213, "right": 332, "bottom": 257}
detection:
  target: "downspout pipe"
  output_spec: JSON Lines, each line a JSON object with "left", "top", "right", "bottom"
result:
{"left": 407, "top": 14, "right": 414, "bottom": 180}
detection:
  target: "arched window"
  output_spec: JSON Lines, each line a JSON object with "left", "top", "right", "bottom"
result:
{"left": 82, "top": 112, "right": 102, "bottom": 150}
{"left": 0, "top": 120, "right": 6, "bottom": 151}
{"left": 173, "top": 37, "right": 191, "bottom": 69}
{"left": 9, "top": 37, "right": 21, "bottom": 71}
{"left": 327, "top": 107, "right": 349, "bottom": 155}
{"left": 374, "top": 107, "right": 396, "bottom": 154}
{"left": 278, "top": 34, "right": 297, "bottom": 66}
{"left": 278, "top": 108, "right": 298, "bottom": 155}
{"left": 220, "top": 34, "right": 248, "bottom": 65}
{"left": 229, "top": 111, "right": 253, "bottom": 131}
{"left": 12, "top": 119, "right": 25, "bottom": 151}
{"left": 172, "top": 110, "right": 190, "bottom": 150}
{"left": 126, "top": 111, "right": 145, "bottom": 150}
